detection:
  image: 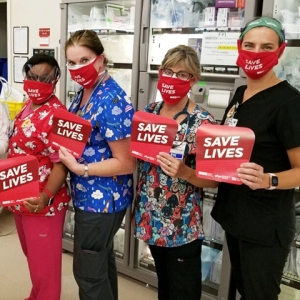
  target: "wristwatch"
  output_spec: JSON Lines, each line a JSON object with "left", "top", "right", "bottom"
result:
{"left": 43, "top": 188, "right": 55, "bottom": 206}
{"left": 83, "top": 162, "right": 89, "bottom": 178}
{"left": 268, "top": 173, "right": 278, "bottom": 190}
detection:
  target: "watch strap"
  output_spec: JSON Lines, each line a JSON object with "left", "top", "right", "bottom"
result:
{"left": 267, "top": 173, "right": 277, "bottom": 190}
{"left": 83, "top": 162, "right": 89, "bottom": 178}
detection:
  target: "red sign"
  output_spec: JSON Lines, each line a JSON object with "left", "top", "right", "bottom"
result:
{"left": 196, "top": 124, "right": 255, "bottom": 184}
{"left": 130, "top": 111, "right": 178, "bottom": 164}
{"left": 51, "top": 108, "right": 92, "bottom": 158}
{"left": 39, "top": 28, "right": 50, "bottom": 46}
{"left": 0, "top": 156, "right": 39, "bottom": 206}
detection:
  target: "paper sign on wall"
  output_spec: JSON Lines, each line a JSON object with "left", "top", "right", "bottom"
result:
{"left": 51, "top": 108, "right": 92, "bottom": 158}
{"left": 0, "top": 156, "right": 39, "bottom": 206}
{"left": 130, "top": 111, "right": 178, "bottom": 164}
{"left": 39, "top": 28, "right": 50, "bottom": 46}
{"left": 196, "top": 124, "right": 255, "bottom": 184}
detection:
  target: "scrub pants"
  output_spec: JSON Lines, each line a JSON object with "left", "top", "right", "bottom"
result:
{"left": 149, "top": 239, "right": 202, "bottom": 300}
{"left": 14, "top": 209, "right": 66, "bottom": 300}
{"left": 73, "top": 207, "right": 126, "bottom": 300}
{"left": 226, "top": 232, "right": 291, "bottom": 300}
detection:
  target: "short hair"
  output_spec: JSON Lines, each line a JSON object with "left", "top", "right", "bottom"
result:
{"left": 23, "top": 54, "right": 61, "bottom": 79}
{"left": 65, "top": 29, "right": 108, "bottom": 64}
{"left": 160, "top": 45, "right": 200, "bottom": 78}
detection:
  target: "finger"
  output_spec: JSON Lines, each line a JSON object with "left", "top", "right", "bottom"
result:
{"left": 34, "top": 204, "right": 39, "bottom": 213}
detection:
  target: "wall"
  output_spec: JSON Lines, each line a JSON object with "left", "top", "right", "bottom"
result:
{"left": 7, "top": 0, "right": 61, "bottom": 96}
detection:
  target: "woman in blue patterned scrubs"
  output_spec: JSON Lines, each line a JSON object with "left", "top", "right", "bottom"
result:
{"left": 59, "top": 30, "right": 136, "bottom": 300}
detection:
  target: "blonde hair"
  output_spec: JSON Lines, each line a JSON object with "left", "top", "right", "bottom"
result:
{"left": 160, "top": 45, "right": 200, "bottom": 78}
{"left": 65, "top": 30, "right": 109, "bottom": 64}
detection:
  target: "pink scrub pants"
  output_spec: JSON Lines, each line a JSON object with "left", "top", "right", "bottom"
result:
{"left": 14, "top": 209, "right": 66, "bottom": 300}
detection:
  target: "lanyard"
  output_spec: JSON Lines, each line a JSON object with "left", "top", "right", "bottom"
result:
{"left": 158, "top": 99, "right": 190, "bottom": 147}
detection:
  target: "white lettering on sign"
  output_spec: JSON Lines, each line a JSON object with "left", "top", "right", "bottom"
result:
{"left": 203, "top": 136, "right": 243, "bottom": 158}
{"left": 204, "top": 148, "right": 243, "bottom": 158}
{"left": 137, "top": 123, "right": 168, "bottom": 144}
{"left": 57, "top": 120, "right": 84, "bottom": 141}
{"left": 58, "top": 120, "right": 83, "bottom": 131}
{"left": 204, "top": 136, "right": 240, "bottom": 147}
{"left": 138, "top": 123, "right": 167, "bottom": 133}
{"left": 0, "top": 164, "right": 33, "bottom": 190}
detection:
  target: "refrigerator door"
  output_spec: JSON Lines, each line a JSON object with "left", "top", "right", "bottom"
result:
{"left": 262, "top": 0, "right": 300, "bottom": 92}
{"left": 60, "top": 0, "right": 141, "bottom": 271}
{"left": 134, "top": 1, "right": 231, "bottom": 298}
{"left": 263, "top": 0, "right": 300, "bottom": 39}
{"left": 60, "top": 0, "right": 141, "bottom": 109}
{"left": 134, "top": 0, "right": 263, "bottom": 298}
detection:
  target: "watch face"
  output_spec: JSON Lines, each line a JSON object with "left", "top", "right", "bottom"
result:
{"left": 271, "top": 176, "right": 278, "bottom": 187}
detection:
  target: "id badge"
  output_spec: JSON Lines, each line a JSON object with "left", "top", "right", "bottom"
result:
{"left": 170, "top": 142, "right": 186, "bottom": 160}
{"left": 224, "top": 117, "right": 238, "bottom": 127}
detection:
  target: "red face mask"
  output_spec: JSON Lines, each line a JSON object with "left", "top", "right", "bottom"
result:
{"left": 23, "top": 80, "right": 54, "bottom": 104}
{"left": 236, "top": 40, "right": 286, "bottom": 80}
{"left": 157, "top": 72, "right": 191, "bottom": 105}
{"left": 67, "top": 56, "right": 100, "bottom": 89}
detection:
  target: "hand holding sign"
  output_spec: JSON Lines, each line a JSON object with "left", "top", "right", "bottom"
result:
{"left": 51, "top": 108, "right": 92, "bottom": 158}
{"left": 0, "top": 155, "right": 39, "bottom": 206}
{"left": 130, "top": 111, "right": 178, "bottom": 164}
{"left": 196, "top": 124, "right": 255, "bottom": 184}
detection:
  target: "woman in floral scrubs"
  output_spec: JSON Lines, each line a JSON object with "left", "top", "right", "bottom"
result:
{"left": 7, "top": 54, "right": 70, "bottom": 300}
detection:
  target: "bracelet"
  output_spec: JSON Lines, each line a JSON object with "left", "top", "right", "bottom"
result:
{"left": 43, "top": 188, "right": 55, "bottom": 206}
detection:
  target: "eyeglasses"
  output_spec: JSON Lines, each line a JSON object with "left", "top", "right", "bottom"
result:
{"left": 162, "top": 69, "right": 193, "bottom": 81}
{"left": 26, "top": 73, "right": 56, "bottom": 83}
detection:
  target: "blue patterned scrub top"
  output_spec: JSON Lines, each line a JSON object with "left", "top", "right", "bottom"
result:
{"left": 134, "top": 101, "right": 216, "bottom": 247}
{"left": 68, "top": 76, "right": 134, "bottom": 213}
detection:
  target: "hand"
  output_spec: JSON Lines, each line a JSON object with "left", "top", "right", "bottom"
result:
{"left": 23, "top": 192, "right": 49, "bottom": 213}
{"left": 58, "top": 147, "right": 78, "bottom": 173}
{"left": 157, "top": 152, "right": 187, "bottom": 178}
{"left": 237, "top": 162, "right": 265, "bottom": 190}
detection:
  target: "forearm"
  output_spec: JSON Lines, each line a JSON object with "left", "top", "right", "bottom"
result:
{"left": 44, "top": 162, "right": 69, "bottom": 194}
{"left": 72, "top": 156, "right": 136, "bottom": 177}
{"left": 262, "top": 168, "right": 300, "bottom": 190}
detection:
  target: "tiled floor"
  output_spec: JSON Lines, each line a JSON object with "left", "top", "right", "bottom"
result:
{"left": 0, "top": 209, "right": 299, "bottom": 300}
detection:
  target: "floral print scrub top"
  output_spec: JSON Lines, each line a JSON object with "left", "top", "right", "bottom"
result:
{"left": 68, "top": 76, "right": 134, "bottom": 213}
{"left": 7, "top": 96, "right": 70, "bottom": 216}
{"left": 134, "top": 101, "right": 216, "bottom": 247}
